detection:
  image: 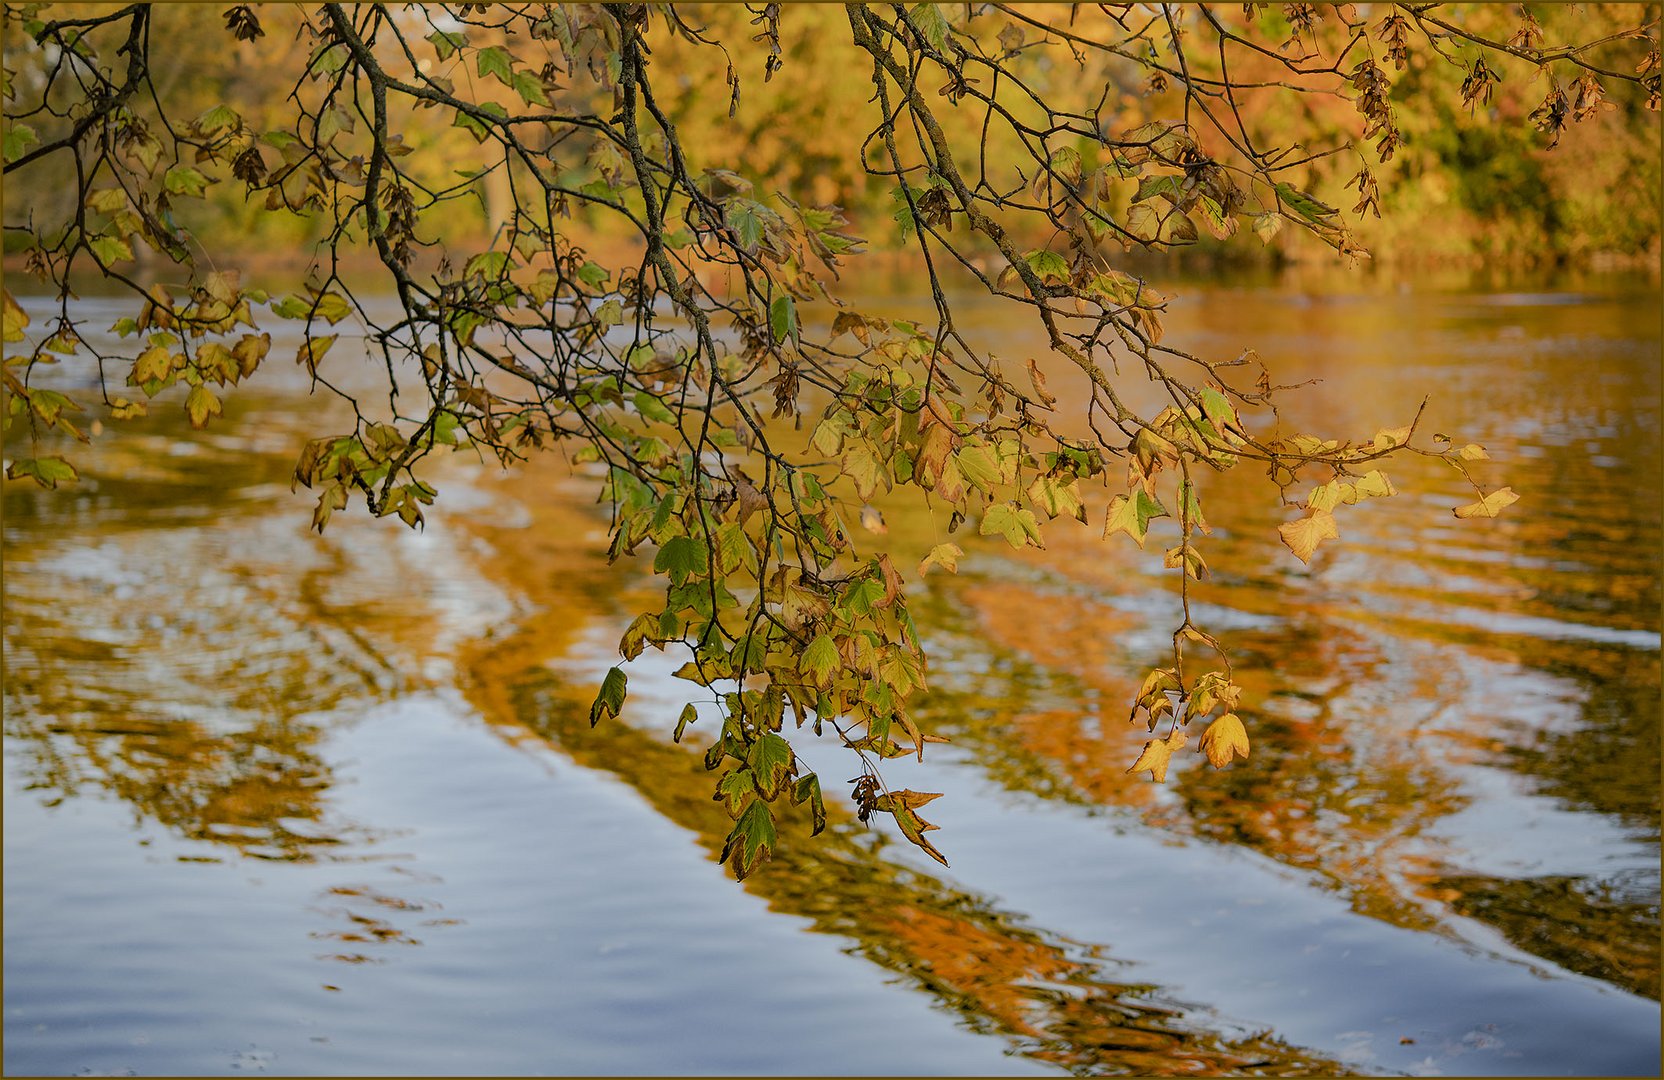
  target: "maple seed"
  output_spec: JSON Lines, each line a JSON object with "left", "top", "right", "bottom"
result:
{"left": 1198, "top": 713, "right": 1251, "bottom": 768}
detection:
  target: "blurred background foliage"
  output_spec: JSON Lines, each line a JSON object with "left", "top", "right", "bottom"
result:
{"left": 4, "top": 2, "right": 1657, "bottom": 269}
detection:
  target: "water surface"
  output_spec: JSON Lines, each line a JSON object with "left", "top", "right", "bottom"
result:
{"left": 4, "top": 272, "right": 1659, "bottom": 1076}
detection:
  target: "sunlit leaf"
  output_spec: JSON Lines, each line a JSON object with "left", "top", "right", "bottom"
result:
{"left": 1198, "top": 712, "right": 1250, "bottom": 768}
{"left": 1278, "top": 507, "right": 1339, "bottom": 564}
{"left": 1127, "top": 728, "right": 1188, "bottom": 783}
{"left": 1103, "top": 489, "right": 1168, "bottom": 547}
{"left": 1452, "top": 486, "right": 1520, "bottom": 519}
{"left": 918, "top": 542, "right": 962, "bottom": 576}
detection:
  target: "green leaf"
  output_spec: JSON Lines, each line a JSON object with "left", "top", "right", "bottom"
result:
{"left": 1022, "top": 248, "right": 1071, "bottom": 284}
{"left": 769, "top": 294, "right": 798, "bottom": 346}
{"left": 1274, "top": 182, "right": 1340, "bottom": 223}
{"left": 6, "top": 455, "right": 79, "bottom": 489}
{"left": 653, "top": 535, "right": 705, "bottom": 585}
{"left": 476, "top": 45, "right": 514, "bottom": 86}
{"left": 714, "top": 768, "right": 758, "bottom": 815}
{"left": 88, "top": 233, "right": 134, "bottom": 267}
{"left": 980, "top": 502, "right": 1044, "bottom": 549}
{"left": 512, "top": 70, "right": 549, "bottom": 106}
{"left": 163, "top": 165, "right": 211, "bottom": 198}
{"left": 1102, "top": 489, "right": 1168, "bottom": 547}
{"left": 194, "top": 103, "right": 240, "bottom": 135}
{"left": 428, "top": 30, "right": 466, "bottom": 61}
{"left": 589, "top": 665, "right": 628, "bottom": 726}
{"left": 1027, "top": 473, "right": 1085, "bottom": 522}
{"left": 721, "top": 798, "right": 777, "bottom": 880}
{"left": 792, "top": 773, "right": 827, "bottom": 835}
{"left": 3, "top": 121, "right": 37, "bottom": 163}
{"left": 908, "top": 3, "right": 952, "bottom": 53}
{"left": 673, "top": 703, "right": 698, "bottom": 743}
{"left": 747, "top": 732, "right": 794, "bottom": 799}
{"left": 799, "top": 633, "right": 839, "bottom": 688}
{"left": 727, "top": 200, "right": 764, "bottom": 252}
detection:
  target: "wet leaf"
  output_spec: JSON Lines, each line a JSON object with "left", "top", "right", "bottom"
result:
{"left": 1453, "top": 486, "right": 1520, "bottom": 519}
{"left": 1198, "top": 712, "right": 1250, "bottom": 768}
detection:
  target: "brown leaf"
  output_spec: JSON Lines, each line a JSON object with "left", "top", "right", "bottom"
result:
{"left": 873, "top": 789, "right": 948, "bottom": 866}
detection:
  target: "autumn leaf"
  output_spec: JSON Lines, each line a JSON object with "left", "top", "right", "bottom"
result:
{"left": 1198, "top": 712, "right": 1250, "bottom": 768}
{"left": 1126, "top": 728, "right": 1189, "bottom": 783}
{"left": 1103, "top": 489, "right": 1168, "bottom": 547}
{"left": 873, "top": 789, "right": 948, "bottom": 866}
{"left": 1278, "top": 507, "right": 1339, "bottom": 564}
{"left": 185, "top": 384, "right": 222, "bottom": 429}
{"left": 799, "top": 633, "right": 839, "bottom": 688}
{"left": 589, "top": 665, "right": 627, "bottom": 726}
{"left": 2, "top": 289, "right": 28, "bottom": 342}
{"left": 721, "top": 798, "right": 777, "bottom": 880}
{"left": 1453, "top": 486, "right": 1520, "bottom": 519}
{"left": 918, "top": 542, "right": 962, "bottom": 576}
{"left": 1371, "top": 425, "right": 1411, "bottom": 451}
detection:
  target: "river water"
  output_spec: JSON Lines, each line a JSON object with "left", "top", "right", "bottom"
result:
{"left": 4, "top": 270, "right": 1659, "bottom": 1076}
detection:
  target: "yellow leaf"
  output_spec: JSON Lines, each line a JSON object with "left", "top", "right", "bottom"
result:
{"left": 1126, "top": 728, "right": 1188, "bottom": 783}
{"left": 1278, "top": 507, "right": 1339, "bottom": 564}
{"left": 1352, "top": 469, "right": 1396, "bottom": 500}
{"left": 1371, "top": 425, "right": 1411, "bottom": 451}
{"left": 859, "top": 504, "right": 888, "bottom": 534}
{"left": 3, "top": 289, "right": 28, "bottom": 343}
{"left": 185, "top": 384, "right": 222, "bottom": 429}
{"left": 918, "top": 542, "right": 962, "bottom": 576}
{"left": 1456, "top": 443, "right": 1489, "bottom": 461}
{"left": 1453, "top": 486, "right": 1520, "bottom": 519}
{"left": 1198, "top": 712, "right": 1250, "bottom": 768}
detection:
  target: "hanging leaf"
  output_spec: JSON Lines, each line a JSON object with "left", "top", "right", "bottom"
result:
{"left": 1198, "top": 713, "right": 1250, "bottom": 768}
{"left": 1278, "top": 507, "right": 1339, "bottom": 564}
{"left": 1453, "top": 486, "right": 1520, "bottom": 519}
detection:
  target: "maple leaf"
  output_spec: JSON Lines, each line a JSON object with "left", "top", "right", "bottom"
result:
{"left": 1198, "top": 712, "right": 1250, "bottom": 768}
{"left": 1126, "top": 728, "right": 1188, "bottom": 783}
{"left": 873, "top": 789, "right": 948, "bottom": 866}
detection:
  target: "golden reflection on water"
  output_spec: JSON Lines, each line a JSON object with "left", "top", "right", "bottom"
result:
{"left": 446, "top": 465, "right": 1341, "bottom": 1074}
{"left": 3, "top": 280, "right": 1657, "bottom": 1066}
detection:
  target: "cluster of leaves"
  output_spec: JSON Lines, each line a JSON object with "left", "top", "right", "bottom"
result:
{"left": 3, "top": 3, "right": 1652, "bottom": 877}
